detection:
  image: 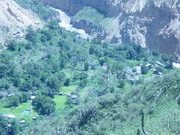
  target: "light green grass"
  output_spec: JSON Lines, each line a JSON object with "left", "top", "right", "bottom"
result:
{"left": 54, "top": 85, "right": 77, "bottom": 110}
{"left": 0, "top": 101, "right": 37, "bottom": 121}
{"left": 60, "top": 85, "right": 77, "bottom": 94}
{"left": 0, "top": 85, "right": 77, "bottom": 121}
{"left": 142, "top": 72, "right": 153, "bottom": 78}
{"left": 53, "top": 95, "right": 67, "bottom": 110}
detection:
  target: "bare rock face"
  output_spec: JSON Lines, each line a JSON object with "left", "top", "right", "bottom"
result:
{"left": 42, "top": 0, "right": 180, "bottom": 55}
{"left": 0, "top": 0, "right": 42, "bottom": 45}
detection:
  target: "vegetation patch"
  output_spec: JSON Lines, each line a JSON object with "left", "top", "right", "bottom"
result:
{"left": 60, "top": 85, "right": 77, "bottom": 94}
{"left": 73, "top": 6, "right": 111, "bottom": 27}
{"left": 53, "top": 95, "right": 67, "bottom": 110}
{"left": 0, "top": 101, "right": 37, "bottom": 121}
{"left": 0, "top": 1, "right": 179, "bottom": 134}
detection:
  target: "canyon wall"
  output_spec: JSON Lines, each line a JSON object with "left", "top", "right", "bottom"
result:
{"left": 42, "top": 0, "right": 180, "bottom": 55}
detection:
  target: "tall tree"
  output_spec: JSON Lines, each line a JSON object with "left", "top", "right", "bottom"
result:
{"left": 32, "top": 95, "right": 56, "bottom": 115}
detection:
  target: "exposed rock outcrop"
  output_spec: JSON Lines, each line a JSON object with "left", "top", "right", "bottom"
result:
{"left": 0, "top": 0, "right": 42, "bottom": 46}
{"left": 42, "top": 0, "right": 180, "bottom": 55}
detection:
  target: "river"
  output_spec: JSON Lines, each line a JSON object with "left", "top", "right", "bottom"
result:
{"left": 53, "top": 8, "right": 91, "bottom": 39}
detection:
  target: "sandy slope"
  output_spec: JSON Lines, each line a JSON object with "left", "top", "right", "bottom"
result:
{"left": 0, "top": 0, "right": 42, "bottom": 45}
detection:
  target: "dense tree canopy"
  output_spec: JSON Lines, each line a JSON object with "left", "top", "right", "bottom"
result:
{"left": 32, "top": 95, "right": 56, "bottom": 115}
{"left": 0, "top": 117, "right": 19, "bottom": 135}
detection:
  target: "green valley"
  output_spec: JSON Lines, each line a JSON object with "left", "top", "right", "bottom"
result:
{"left": 0, "top": 0, "right": 179, "bottom": 135}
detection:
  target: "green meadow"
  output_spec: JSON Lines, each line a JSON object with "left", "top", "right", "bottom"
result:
{"left": 0, "top": 85, "right": 77, "bottom": 120}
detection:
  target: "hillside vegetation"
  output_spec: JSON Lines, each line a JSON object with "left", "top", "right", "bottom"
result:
{"left": 0, "top": 1, "right": 179, "bottom": 135}
{"left": 21, "top": 70, "right": 180, "bottom": 135}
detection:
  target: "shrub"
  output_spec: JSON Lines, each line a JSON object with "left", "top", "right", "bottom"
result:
{"left": 6, "top": 96, "right": 20, "bottom": 108}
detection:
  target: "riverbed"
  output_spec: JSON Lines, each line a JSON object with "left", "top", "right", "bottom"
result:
{"left": 53, "top": 8, "right": 91, "bottom": 39}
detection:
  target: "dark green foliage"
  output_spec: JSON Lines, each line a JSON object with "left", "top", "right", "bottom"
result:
{"left": 6, "top": 96, "right": 20, "bottom": 108}
{"left": 40, "top": 34, "right": 47, "bottom": 42}
{"left": 178, "top": 97, "right": 180, "bottom": 105}
{"left": 75, "top": 104, "right": 98, "bottom": 127}
{"left": 141, "top": 111, "right": 147, "bottom": 135}
{"left": 0, "top": 117, "right": 19, "bottom": 135}
{"left": 141, "top": 65, "right": 148, "bottom": 74}
{"left": 79, "top": 73, "right": 88, "bottom": 80}
{"left": 7, "top": 120, "right": 19, "bottom": 135}
{"left": 98, "top": 94, "right": 116, "bottom": 109}
{"left": 41, "top": 29, "right": 52, "bottom": 41}
{"left": 47, "top": 20, "right": 59, "bottom": 30}
{"left": 0, "top": 43, "right": 3, "bottom": 50}
{"left": 64, "top": 78, "right": 70, "bottom": 86}
{"left": 155, "top": 66, "right": 164, "bottom": 73}
{"left": 37, "top": 89, "right": 46, "bottom": 98}
{"left": 165, "top": 61, "right": 173, "bottom": 69}
{"left": 0, "top": 79, "right": 9, "bottom": 90}
{"left": 0, "top": 116, "right": 8, "bottom": 135}
{"left": 126, "top": 47, "right": 136, "bottom": 59}
{"left": 32, "top": 95, "right": 56, "bottom": 115}
{"left": 84, "top": 62, "right": 89, "bottom": 71}
{"left": 13, "top": 78, "right": 21, "bottom": 87}
{"left": 79, "top": 79, "right": 87, "bottom": 88}
{"left": 137, "top": 129, "right": 141, "bottom": 135}
{"left": 18, "top": 93, "right": 29, "bottom": 103}
{"left": 89, "top": 46, "right": 95, "bottom": 55}
{"left": 99, "top": 58, "right": 105, "bottom": 66}
{"left": 25, "top": 28, "right": 37, "bottom": 43}
{"left": 7, "top": 40, "right": 18, "bottom": 51}
{"left": 46, "top": 77, "right": 61, "bottom": 90}
{"left": 117, "top": 80, "right": 125, "bottom": 88}
{"left": 152, "top": 50, "right": 160, "bottom": 56}
{"left": 19, "top": 82, "right": 32, "bottom": 92}
{"left": 45, "top": 89, "right": 57, "bottom": 98}
{"left": 15, "top": 0, "right": 57, "bottom": 20}
{"left": 0, "top": 63, "right": 7, "bottom": 78}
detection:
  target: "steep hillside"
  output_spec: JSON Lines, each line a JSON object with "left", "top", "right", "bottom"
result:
{"left": 0, "top": 18, "right": 178, "bottom": 135}
{"left": 21, "top": 69, "right": 180, "bottom": 135}
{"left": 42, "top": 0, "right": 180, "bottom": 55}
{"left": 0, "top": 0, "right": 42, "bottom": 47}
{"left": 0, "top": 1, "right": 179, "bottom": 135}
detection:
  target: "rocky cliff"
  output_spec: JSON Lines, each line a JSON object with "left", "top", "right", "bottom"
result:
{"left": 42, "top": 0, "right": 180, "bottom": 55}
{"left": 0, "top": 0, "right": 42, "bottom": 47}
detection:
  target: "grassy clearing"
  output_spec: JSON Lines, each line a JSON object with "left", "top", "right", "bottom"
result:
{"left": 54, "top": 85, "right": 77, "bottom": 110}
{"left": 0, "top": 101, "right": 37, "bottom": 121}
{"left": 53, "top": 95, "right": 67, "bottom": 110}
{"left": 60, "top": 85, "right": 77, "bottom": 94}
{"left": 0, "top": 85, "right": 77, "bottom": 121}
